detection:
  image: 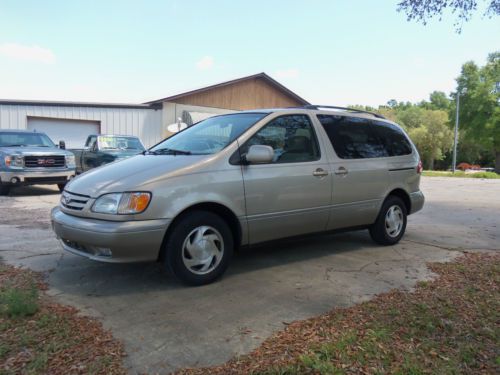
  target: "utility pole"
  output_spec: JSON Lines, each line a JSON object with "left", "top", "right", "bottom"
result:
{"left": 452, "top": 92, "right": 460, "bottom": 173}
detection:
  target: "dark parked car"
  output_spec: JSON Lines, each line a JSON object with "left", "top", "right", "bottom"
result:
{"left": 71, "top": 135, "right": 145, "bottom": 174}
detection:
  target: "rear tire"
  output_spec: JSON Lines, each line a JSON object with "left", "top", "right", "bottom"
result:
{"left": 163, "top": 210, "right": 233, "bottom": 286}
{"left": 369, "top": 196, "right": 407, "bottom": 245}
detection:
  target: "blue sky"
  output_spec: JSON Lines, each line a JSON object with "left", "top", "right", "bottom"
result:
{"left": 0, "top": 0, "right": 498, "bottom": 106}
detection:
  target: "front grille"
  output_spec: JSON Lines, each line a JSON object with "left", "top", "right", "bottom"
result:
{"left": 25, "top": 177, "right": 68, "bottom": 184}
{"left": 24, "top": 155, "right": 65, "bottom": 168}
{"left": 60, "top": 191, "right": 90, "bottom": 211}
{"left": 61, "top": 239, "right": 91, "bottom": 254}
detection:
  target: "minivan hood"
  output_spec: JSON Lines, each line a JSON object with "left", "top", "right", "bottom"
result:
{"left": 66, "top": 154, "right": 210, "bottom": 197}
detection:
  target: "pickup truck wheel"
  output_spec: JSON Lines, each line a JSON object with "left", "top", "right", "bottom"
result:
{"left": 163, "top": 210, "right": 233, "bottom": 286}
{"left": 369, "top": 195, "right": 407, "bottom": 246}
{"left": 57, "top": 183, "right": 66, "bottom": 192}
{"left": 0, "top": 184, "right": 10, "bottom": 196}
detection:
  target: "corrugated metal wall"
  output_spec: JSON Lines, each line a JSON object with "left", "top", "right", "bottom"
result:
{"left": 0, "top": 104, "right": 163, "bottom": 147}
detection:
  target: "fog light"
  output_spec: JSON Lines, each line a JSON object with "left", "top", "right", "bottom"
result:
{"left": 93, "top": 247, "right": 112, "bottom": 257}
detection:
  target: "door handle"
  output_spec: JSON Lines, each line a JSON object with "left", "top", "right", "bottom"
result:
{"left": 334, "top": 167, "right": 348, "bottom": 176}
{"left": 313, "top": 168, "right": 329, "bottom": 177}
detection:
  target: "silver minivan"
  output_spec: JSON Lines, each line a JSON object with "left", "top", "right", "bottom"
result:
{"left": 51, "top": 106, "right": 424, "bottom": 285}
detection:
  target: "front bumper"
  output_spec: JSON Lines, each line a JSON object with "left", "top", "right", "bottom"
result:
{"left": 51, "top": 206, "right": 170, "bottom": 263}
{"left": 409, "top": 190, "right": 425, "bottom": 214}
{"left": 0, "top": 169, "right": 75, "bottom": 185}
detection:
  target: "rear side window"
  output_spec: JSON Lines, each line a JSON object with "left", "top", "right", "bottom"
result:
{"left": 371, "top": 121, "right": 413, "bottom": 156}
{"left": 317, "top": 115, "right": 387, "bottom": 159}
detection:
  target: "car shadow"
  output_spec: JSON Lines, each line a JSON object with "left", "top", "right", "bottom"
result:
{"left": 8, "top": 185, "right": 60, "bottom": 196}
{"left": 50, "top": 229, "right": 376, "bottom": 297}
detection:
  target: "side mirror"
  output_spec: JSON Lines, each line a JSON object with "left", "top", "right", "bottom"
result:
{"left": 245, "top": 145, "right": 274, "bottom": 164}
{"left": 59, "top": 140, "right": 66, "bottom": 150}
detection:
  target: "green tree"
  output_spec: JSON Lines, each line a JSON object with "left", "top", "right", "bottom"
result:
{"left": 397, "top": 0, "right": 499, "bottom": 32}
{"left": 396, "top": 106, "right": 426, "bottom": 129}
{"left": 429, "top": 91, "right": 451, "bottom": 110}
{"left": 453, "top": 52, "right": 500, "bottom": 172}
{"left": 407, "top": 110, "right": 454, "bottom": 169}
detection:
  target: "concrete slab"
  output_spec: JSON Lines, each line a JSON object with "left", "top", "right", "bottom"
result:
{"left": 0, "top": 178, "right": 498, "bottom": 373}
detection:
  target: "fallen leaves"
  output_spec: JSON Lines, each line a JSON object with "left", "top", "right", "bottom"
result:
{"left": 0, "top": 264, "right": 127, "bottom": 374}
{"left": 176, "top": 252, "right": 500, "bottom": 374}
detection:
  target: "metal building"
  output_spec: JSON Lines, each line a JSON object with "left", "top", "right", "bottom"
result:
{"left": 0, "top": 73, "right": 309, "bottom": 148}
{"left": 0, "top": 100, "right": 163, "bottom": 148}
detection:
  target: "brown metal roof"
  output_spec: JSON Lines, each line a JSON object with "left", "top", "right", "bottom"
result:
{"left": 144, "top": 72, "right": 309, "bottom": 105}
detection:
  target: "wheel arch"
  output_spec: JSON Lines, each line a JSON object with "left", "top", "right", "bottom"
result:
{"left": 386, "top": 188, "right": 411, "bottom": 213}
{"left": 158, "top": 202, "right": 242, "bottom": 261}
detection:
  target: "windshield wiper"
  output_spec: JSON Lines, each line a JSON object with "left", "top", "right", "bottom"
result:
{"left": 2, "top": 144, "right": 25, "bottom": 147}
{"left": 148, "top": 148, "right": 192, "bottom": 155}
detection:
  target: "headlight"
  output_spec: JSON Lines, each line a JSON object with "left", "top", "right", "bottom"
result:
{"left": 91, "top": 192, "right": 151, "bottom": 215}
{"left": 65, "top": 154, "right": 75, "bottom": 167}
{"left": 4, "top": 155, "right": 23, "bottom": 169}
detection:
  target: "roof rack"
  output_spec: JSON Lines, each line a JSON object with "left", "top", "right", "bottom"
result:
{"left": 302, "top": 105, "right": 386, "bottom": 119}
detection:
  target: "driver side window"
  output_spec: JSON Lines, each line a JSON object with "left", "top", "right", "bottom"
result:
{"left": 86, "top": 136, "right": 97, "bottom": 151}
{"left": 243, "top": 115, "right": 320, "bottom": 163}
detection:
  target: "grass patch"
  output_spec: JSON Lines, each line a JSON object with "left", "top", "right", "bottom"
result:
{"left": 0, "top": 264, "right": 126, "bottom": 374}
{"left": 177, "top": 253, "right": 500, "bottom": 374}
{"left": 423, "top": 170, "right": 500, "bottom": 179}
{"left": 0, "top": 286, "right": 39, "bottom": 317}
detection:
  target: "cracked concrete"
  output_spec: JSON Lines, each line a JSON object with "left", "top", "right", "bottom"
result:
{"left": 0, "top": 177, "right": 498, "bottom": 374}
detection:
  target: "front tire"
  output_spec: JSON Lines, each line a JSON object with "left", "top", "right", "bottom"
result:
{"left": 369, "top": 196, "right": 407, "bottom": 245}
{"left": 57, "top": 183, "right": 66, "bottom": 192}
{"left": 163, "top": 210, "right": 233, "bottom": 286}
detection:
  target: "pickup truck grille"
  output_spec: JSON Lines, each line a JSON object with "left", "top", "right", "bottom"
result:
{"left": 60, "top": 191, "right": 90, "bottom": 211}
{"left": 24, "top": 155, "right": 65, "bottom": 168}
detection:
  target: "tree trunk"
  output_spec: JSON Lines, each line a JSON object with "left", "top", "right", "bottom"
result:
{"left": 428, "top": 158, "right": 435, "bottom": 170}
{"left": 495, "top": 151, "right": 500, "bottom": 174}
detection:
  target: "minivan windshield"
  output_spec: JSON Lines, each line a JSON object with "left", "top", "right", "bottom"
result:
{"left": 0, "top": 132, "right": 55, "bottom": 147}
{"left": 150, "top": 113, "right": 268, "bottom": 155}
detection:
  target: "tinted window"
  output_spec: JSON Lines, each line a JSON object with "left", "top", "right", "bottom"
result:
{"left": 242, "top": 115, "right": 320, "bottom": 163}
{"left": 371, "top": 121, "right": 413, "bottom": 156}
{"left": 317, "top": 115, "right": 387, "bottom": 159}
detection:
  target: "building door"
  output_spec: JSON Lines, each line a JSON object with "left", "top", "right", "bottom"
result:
{"left": 27, "top": 117, "right": 100, "bottom": 149}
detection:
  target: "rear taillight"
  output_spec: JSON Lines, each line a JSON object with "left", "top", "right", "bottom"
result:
{"left": 416, "top": 160, "right": 423, "bottom": 174}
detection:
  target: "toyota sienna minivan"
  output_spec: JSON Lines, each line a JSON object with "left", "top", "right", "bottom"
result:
{"left": 52, "top": 106, "right": 424, "bottom": 285}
